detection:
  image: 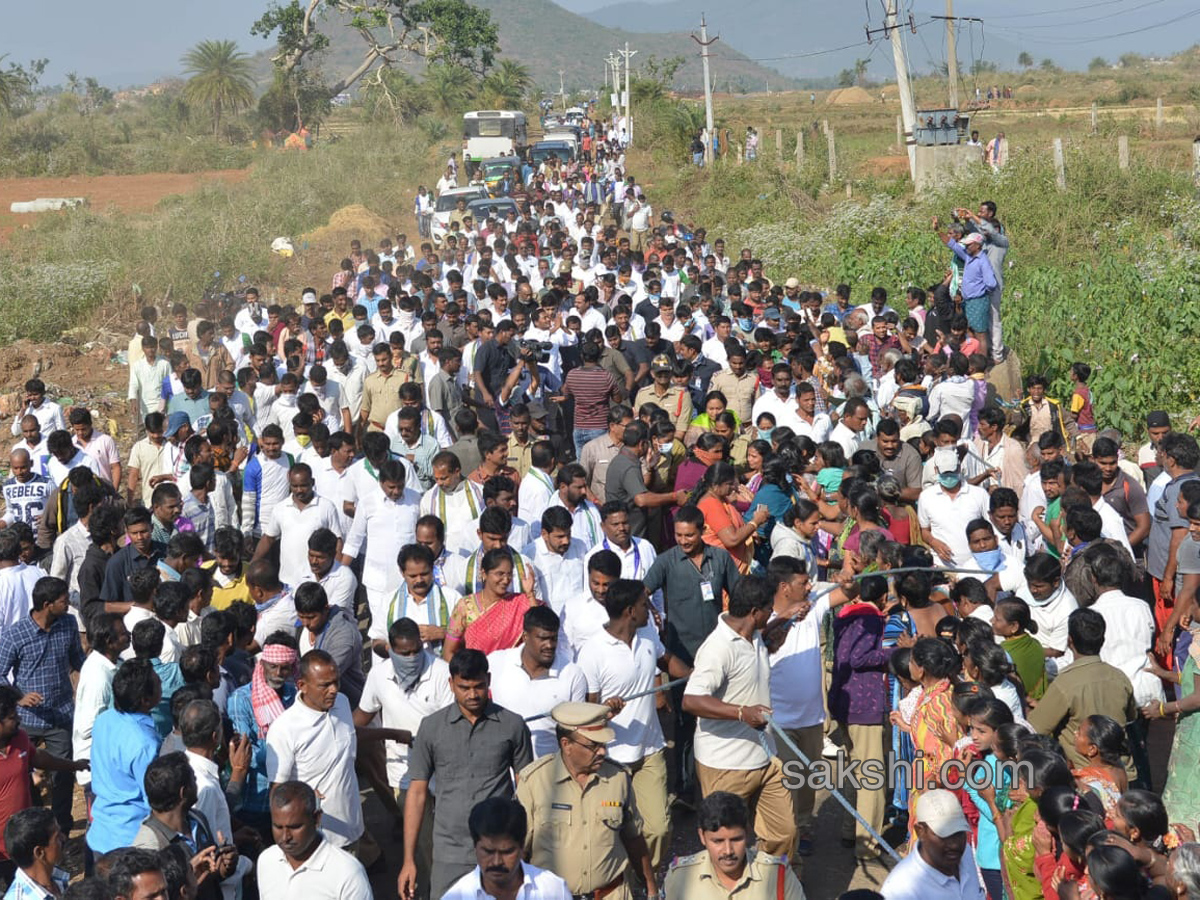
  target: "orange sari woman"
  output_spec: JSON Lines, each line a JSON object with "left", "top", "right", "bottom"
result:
{"left": 692, "top": 462, "right": 770, "bottom": 574}
{"left": 907, "top": 637, "right": 962, "bottom": 823}
{"left": 442, "top": 548, "right": 539, "bottom": 658}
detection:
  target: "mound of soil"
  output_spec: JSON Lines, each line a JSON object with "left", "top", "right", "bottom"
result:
{"left": 302, "top": 204, "right": 395, "bottom": 247}
{"left": 828, "top": 87, "right": 874, "bottom": 105}
{"left": 1015, "top": 85, "right": 1039, "bottom": 95}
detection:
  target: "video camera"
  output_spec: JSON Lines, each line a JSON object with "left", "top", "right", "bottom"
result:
{"left": 515, "top": 339, "right": 553, "bottom": 364}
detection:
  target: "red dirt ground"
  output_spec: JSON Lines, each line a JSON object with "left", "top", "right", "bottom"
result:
{"left": 0, "top": 168, "right": 250, "bottom": 241}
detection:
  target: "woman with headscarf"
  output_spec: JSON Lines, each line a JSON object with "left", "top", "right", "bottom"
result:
{"left": 893, "top": 395, "right": 931, "bottom": 442}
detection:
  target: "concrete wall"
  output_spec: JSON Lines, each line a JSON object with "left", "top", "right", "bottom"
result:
{"left": 913, "top": 145, "right": 983, "bottom": 195}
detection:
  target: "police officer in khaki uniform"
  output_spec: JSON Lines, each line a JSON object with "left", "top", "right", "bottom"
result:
{"left": 634, "top": 356, "right": 693, "bottom": 442}
{"left": 665, "top": 791, "right": 806, "bottom": 900}
{"left": 516, "top": 702, "right": 658, "bottom": 900}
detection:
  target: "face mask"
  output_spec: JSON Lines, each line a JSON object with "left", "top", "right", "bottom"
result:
{"left": 390, "top": 649, "right": 427, "bottom": 687}
{"left": 648, "top": 294, "right": 660, "bottom": 303}
{"left": 938, "top": 472, "right": 962, "bottom": 489}
{"left": 276, "top": 393, "right": 297, "bottom": 408}
{"left": 296, "top": 434, "right": 312, "bottom": 448}
{"left": 757, "top": 428, "right": 774, "bottom": 441}
{"left": 973, "top": 548, "right": 1005, "bottom": 573}
{"left": 658, "top": 442, "right": 673, "bottom": 453}
{"left": 738, "top": 318, "right": 754, "bottom": 331}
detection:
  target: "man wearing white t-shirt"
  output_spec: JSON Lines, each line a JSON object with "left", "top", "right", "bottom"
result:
{"left": 487, "top": 607, "right": 587, "bottom": 759}
{"left": 765, "top": 557, "right": 854, "bottom": 857}
{"left": 919, "top": 447, "right": 990, "bottom": 568}
{"left": 523, "top": 508, "right": 587, "bottom": 615}
{"left": 254, "top": 464, "right": 342, "bottom": 589}
{"left": 576, "top": 578, "right": 690, "bottom": 869}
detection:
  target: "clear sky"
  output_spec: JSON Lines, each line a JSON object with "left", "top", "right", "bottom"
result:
{"left": 3, "top": 0, "right": 1198, "bottom": 86}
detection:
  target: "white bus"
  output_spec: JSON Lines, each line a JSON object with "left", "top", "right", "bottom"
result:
{"left": 462, "top": 110, "right": 528, "bottom": 172}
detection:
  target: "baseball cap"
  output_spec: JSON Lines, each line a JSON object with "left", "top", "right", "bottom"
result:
{"left": 301, "top": 289, "right": 317, "bottom": 304}
{"left": 784, "top": 277, "right": 801, "bottom": 290}
{"left": 916, "top": 789, "right": 970, "bottom": 837}
{"left": 165, "top": 411, "right": 191, "bottom": 439}
{"left": 933, "top": 446, "right": 961, "bottom": 474}
{"left": 963, "top": 233, "right": 984, "bottom": 246}
{"left": 551, "top": 702, "right": 615, "bottom": 744}
{"left": 651, "top": 354, "right": 673, "bottom": 373}
{"left": 763, "top": 307, "right": 782, "bottom": 323}
{"left": 526, "top": 401, "right": 549, "bottom": 420}
{"left": 1146, "top": 411, "right": 1170, "bottom": 429}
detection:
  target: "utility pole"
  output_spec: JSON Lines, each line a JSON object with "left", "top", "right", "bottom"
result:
{"left": 558, "top": 70, "right": 566, "bottom": 111}
{"left": 886, "top": 0, "right": 917, "bottom": 179}
{"left": 618, "top": 42, "right": 637, "bottom": 146}
{"left": 692, "top": 14, "right": 718, "bottom": 165}
{"left": 946, "top": 0, "right": 959, "bottom": 109}
{"left": 605, "top": 52, "right": 620, "bottom": 104}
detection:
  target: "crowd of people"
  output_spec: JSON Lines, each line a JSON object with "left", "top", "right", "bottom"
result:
{"left": 0, "top": 111, "right": 1199, "bottom": 900}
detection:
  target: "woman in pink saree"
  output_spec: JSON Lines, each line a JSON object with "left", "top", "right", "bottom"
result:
{"left": 442, "top": 548, "right": 539, "bottom": 658}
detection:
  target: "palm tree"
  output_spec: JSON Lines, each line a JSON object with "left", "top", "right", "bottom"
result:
{"left": 854, "top": 58, "right": 869, "bottom": 86}
{"left": 422, "top": 63, "right": 474, "bottom": 116}
{"left": 181, "top": 40, "right": 255, "bottom": 136}
{"left": 480, "top": 59, "right": 531, "bottom": 108}
{"left": 1017, "top": 51, "right": 1033, "bottom": 68}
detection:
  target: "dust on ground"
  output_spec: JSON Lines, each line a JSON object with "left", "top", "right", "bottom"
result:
{"left": 0, "top": 169, "right": 250, "bottom": 241}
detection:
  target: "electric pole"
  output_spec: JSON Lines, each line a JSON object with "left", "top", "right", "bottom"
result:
{"left": 558, "top": 70, "right": 566, "bottom": 111}
{"left": 618, "top": 42, "right": 637, "bottom": 146}
{"left": 692, "top": 14, "right": 718, "bottom": 165}
{"left": 946, "top": 0, "right": 959, "bottom": 109}
{"left": 886, "top": 0, "right": 917, "bottom": 179}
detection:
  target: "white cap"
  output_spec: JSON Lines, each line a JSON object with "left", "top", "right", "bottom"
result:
{"left": 963, "top": 232, "right": 984, "bottom": 246}
{"left": 933, "top": 446, "right": 961, "bottom": 474}
{"left": 916, "top": 789, "right": 970, "bottom": 837}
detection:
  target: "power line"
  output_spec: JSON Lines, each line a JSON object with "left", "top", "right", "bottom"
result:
{"left": 988, "top": 0, "right": 1126, "bottom": 19}
{"left": 710, "top": 40, "right": 872, "bottom": 62}
{"left": 989, "top": 0, "right": 1172, "bottom": 31}
{"left": 989, "top": 6, "right": 1200, "bottom": 45}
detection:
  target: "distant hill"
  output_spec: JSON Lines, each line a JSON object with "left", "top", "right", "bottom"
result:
{"left": 248, "top": 0, "right": 799, "bottom": 93}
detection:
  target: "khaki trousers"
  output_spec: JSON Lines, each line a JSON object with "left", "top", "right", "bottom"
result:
{"left": 628, "top": 750, "right": 670, "bottom": 869}
{"left": 696, "top": 756, "right": 796, "bottom": 858}
{"left": 774, "top": 723, "right": 824, "bottom": 838}
{"left": 840, "top": 723, "right": 885, "bottom": 858}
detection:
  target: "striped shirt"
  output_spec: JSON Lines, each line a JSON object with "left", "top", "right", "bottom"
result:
{"left": 562, "top": 365, "right": 619, "bottom": 429}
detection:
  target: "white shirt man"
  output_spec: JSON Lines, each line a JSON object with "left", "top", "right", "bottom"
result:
{"left": 296, "top": 561, "right": 358, "bottom": 618}
{"left": 327, "top": 357, "right": 367, "bottom": 421}
{"left": 442, "top": 863, "right": 570, "bottom": 900}
{"left": 751, "top": 390, "right": 808, "bottom": 437}
{"left": 518, "top": 467, "right": 557, "bottom": 526}
{"left": 545, "top": 494, "right": 603, "bottom": 546}
{"left": 575, "top": 623, "right": 667, "bottom": 768}
{"left": 45, "top": 448, "right": 103, "bottom": 487}
{"left": 1093, "top": 498, "right": 1135, "bottom": 560}
{"left": 583, "top": 537, "right": 660, "bottom": 611}
{"left": 523, "top": 535, "right": 588, "bottom": 616}
{"left": 684, "top": 615, "right": 773, "bottom": 772}
{"left": 341, "top": 489, "right": 420, "bottom": 639}
{"left": 356, "top": 650, "right": 453, "bottom": 790}
{"left": 187, "top": 749, "right": 252, "bottom": 900}
{"left": 418, "top": 479, "right": 484, "bottom": 557}
{"left": 1092, "top": 588, "right": 1162, "bottom": 707}
{"left": 829, "top": 420, "right": 862, "bottom": 459}
{"left": 486, "top": 646, "right": 587, "bottom": 759}
{"left": 73, "top": 648, "right": 118, "bottom": 790}
{"left": 257, "top": 831, "right": 372, "bottom": 900}
{"left": 881, "top": 791, "right": 986, "bottom": 900}
{"left": 253, "top": 589, "right": 298, "bottom": 649}
{"left": 1018, "top": 580, "right": 1078, "bottom": 670}
{"left": 918, "top": 452, "right": 990, "bottom": 568}
{"left": 265, "top": 691, "right": 363, "bottom": 848}
{"left": 701, "top": 334, "right": 729, "bottom": 369}
{"left": 262, "top": 494, "right": 342, "bottom": 588}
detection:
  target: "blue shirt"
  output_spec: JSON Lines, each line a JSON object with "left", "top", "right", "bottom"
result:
{"left": 150, "top": 659, "right": 185, "bottom": 737}
{"left": 87, "top": 709, "right": 161, "bottom": 853}
{"left": 166, "top": 391, "right": 212, "bottom": 427}
{"left": 3, "top": 866, "right": 69, "bottom": 900}
{"left": 0, "top": 616, "right": 85, "bottom": 731}
{"left": 947, "top": 240, "right": 999, "bottom": 299}
{"left": 227, "top": 681, "right": 297, "bottom": 813}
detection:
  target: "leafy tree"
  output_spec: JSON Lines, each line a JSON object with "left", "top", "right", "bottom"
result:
{"left": 250, "top": 0, "right": 500, "bottom": 103}
{"left": 0, "top": 55, "right": 48, "bottom": 118}
{"left": 971, "top": 60, "right": 997, "bottom": 75}
{"left": 854, "top": 58, "right": 868, "bottom": 86}
{"left": 1088, "top": 56, "right": 1109, "bottom": 72}
{"left": 1018, "top": 51, "right": 1033, "bottom": 68}
{"left": 421, "top": 62, "right": 475, "bottom": 115}
{"left": 1119, "top": 53, "right": 1143, "bottom": 68}
{"left": 837, "top": 69, "right": 854, "bottom": 88}
{"left": 630, "top": 55, "right": 684, "bottom": 103}
{"left": 1040, "top": 58, "right": 1058, "bottom": 72}
{"left": 182, "top": 40, "right": 256, "bottom": 135}
{"left": 256, "top": 68, "right": 330, "bottom": 133}
{"left": 360, "top": 68, "right": 430, "bottom": 123}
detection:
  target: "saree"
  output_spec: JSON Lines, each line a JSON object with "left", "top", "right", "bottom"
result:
{"left": 1001, "top": 799, "right": 1045, "bottom": 900}
{"left": 910, "top": 678, "right": 957, "bottom": 820}
{"left": 447, "top": 592, "right": 535, "bottom": 655}
{"left": 698, "top": 495, "right": 754, "bottom": 573}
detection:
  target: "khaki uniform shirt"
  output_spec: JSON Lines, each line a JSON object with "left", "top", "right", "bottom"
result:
{"left": 634, "top": 385, "right": 693, "bottom": 437}
{"left": 664, "top": 849, "right": 806, "bottom": 900}
{"left": 516, "top": 753, "right": 641, "bottom": 893}
{"left": 710, "top": 371, "right": 759, "bottom": 425}
{"left": 508, "top": 436, "right": 534, "bottom": 479}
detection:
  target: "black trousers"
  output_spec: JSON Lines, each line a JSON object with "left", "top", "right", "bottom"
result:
{"left": 26, "top": 725, "right": 74, "bottom": 833}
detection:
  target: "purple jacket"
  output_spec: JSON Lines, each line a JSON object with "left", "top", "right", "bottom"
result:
{"left": 828, "top": 603, "right": 893, "bottom": 726}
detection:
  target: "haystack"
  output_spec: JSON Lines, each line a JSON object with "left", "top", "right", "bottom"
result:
{"left": 828, "top": 86, "right": 874, "bottom": 105}
{"left": 302, "top": 205, "right": 395, "bottom": 249}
